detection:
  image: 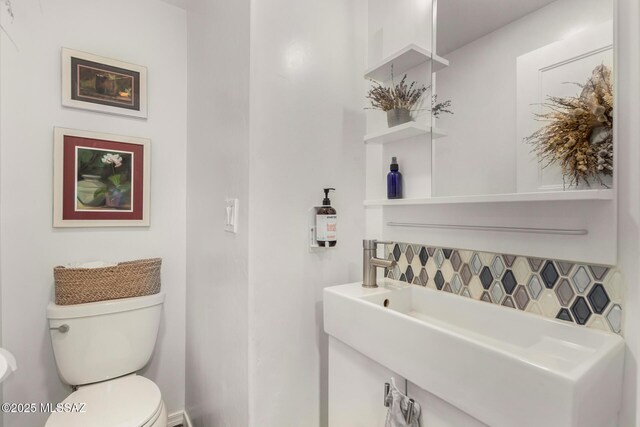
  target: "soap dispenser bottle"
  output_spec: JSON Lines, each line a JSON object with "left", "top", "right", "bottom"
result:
{"left": 387, "top": 157, "right": 403, "bottom": 199}
{"left": 316, "top": 188, "right": 337, "bottom": 247}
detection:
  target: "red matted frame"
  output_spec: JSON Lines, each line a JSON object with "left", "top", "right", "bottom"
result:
{"left": 53, "top": 128, "right": 150, "bottom": 227}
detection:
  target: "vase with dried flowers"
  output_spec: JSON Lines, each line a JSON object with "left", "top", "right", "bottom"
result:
{"left": 366, "top": 67, "right": 454, "bottom": 128}
{"left": 525, "top": 64, "right": 613, "bottom": 188}
{"left": 366, "top": 69, "right": 428, "bottom": 127}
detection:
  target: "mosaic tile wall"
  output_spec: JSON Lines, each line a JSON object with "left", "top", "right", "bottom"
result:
{"left": 384, "top": 243, "right": 623, "bottom": 334}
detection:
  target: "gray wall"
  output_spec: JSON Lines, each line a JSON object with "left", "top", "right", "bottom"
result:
{"left": 185, "top": 0, "right": 251, "bottom": 425}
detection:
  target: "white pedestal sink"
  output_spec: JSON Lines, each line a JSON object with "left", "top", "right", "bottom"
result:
{"left": 0, "top": 348, "right": 16, "bottom": 383}
{"left": 324, "top": 280, "right": 624, "bottom": 427}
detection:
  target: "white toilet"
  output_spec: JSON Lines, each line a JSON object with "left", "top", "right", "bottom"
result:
{"left": 45, "top": 293, "right": 167, "bottom": 427}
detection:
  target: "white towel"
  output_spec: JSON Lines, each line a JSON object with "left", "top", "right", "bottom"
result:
{"left": 385, "top": 378, "right": 421, "bottom": 427}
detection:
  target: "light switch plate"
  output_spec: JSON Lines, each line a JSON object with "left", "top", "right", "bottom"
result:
{"left": 224, "top": 198, "right": 238, "bottom": 233}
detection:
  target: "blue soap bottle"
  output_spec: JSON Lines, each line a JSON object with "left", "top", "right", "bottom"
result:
{"left": 387, "top": 157, "right": 403, "bottom": 199}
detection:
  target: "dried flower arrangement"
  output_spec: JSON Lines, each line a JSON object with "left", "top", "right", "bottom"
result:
{"left": 366, "top": 74, "right": 427, "bottom": 112}
{"left": 366, "top": 67, "right": 454, "bottom": 121}
{"left": 525, "top": 64, "right": 613, "bottom": 187}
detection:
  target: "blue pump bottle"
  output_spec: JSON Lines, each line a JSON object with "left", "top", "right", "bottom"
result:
{"left": 387, "top": 157, "right": 403, "bottom": 199}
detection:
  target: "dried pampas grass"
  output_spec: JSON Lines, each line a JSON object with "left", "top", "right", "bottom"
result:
{"left": 525, "top": 64, "right": 613, "bottom": 187}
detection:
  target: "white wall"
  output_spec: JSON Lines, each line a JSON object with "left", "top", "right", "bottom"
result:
{"left": 434, "top": 0, "right": 613, "bottom": 197}
{"left": 185, "top": 0, "right": 251, "bottom": 425}
{"left": 0, "top": 1, "right": 187, "bottom": 425}
{"left": 247, "top": 0, "right": 366, "bottom": 425}
{"left": 615, "top": 0, "right": 640, "bottom": 425}
{"left": 0, "top": 6, "right": 5, "bottom": 423}
{"left": 367, "top": 0, "right": 432, "bottom": 65}
{"left": 184, "top": 1, "right": 366, "bottom": 425}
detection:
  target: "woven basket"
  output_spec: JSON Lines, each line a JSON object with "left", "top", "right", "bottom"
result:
{"left": 54, "top": 258, "right": 162, "bottom": 305}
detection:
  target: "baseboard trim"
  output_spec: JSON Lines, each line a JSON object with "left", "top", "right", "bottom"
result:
{"left": 184, "top": 410, "right": 194, "bottom": 427}
{"left": 168, "top": 410, "right": 187, "bottom": 427}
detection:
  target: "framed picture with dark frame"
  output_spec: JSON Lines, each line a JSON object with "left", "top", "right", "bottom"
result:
{"left": 53, "top": 127, "right": 150, "bottom": 227}
{"left": 61, "top": 48, "right": 148, "bottom": 118}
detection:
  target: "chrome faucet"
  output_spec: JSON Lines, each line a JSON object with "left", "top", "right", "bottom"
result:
{"left": 363, "top": 239, "right": 397, "bottom": 288}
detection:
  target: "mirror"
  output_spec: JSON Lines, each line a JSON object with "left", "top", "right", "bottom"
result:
{"left": 431, "top": 0, "right": 614, "bottom": 197}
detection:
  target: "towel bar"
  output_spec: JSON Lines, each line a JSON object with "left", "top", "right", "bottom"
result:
{"left": 387, "top": 221, "right": 588, "bottom": 236}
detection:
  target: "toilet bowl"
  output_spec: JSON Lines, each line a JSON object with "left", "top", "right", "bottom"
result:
{"left": 46, "top": 375, "right": 167, "bottom": 427}
{"left": 45, "top": 293, "right": 166, "bottom": 426}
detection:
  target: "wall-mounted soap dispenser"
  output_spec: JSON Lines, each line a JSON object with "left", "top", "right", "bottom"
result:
{"left": 317, "top": 188, "right": 337, "bottom": 247}
{"left": 309, "top": 188, "right": 337, "bottom": 248}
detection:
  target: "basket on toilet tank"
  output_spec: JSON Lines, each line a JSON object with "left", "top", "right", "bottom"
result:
{"left": 53, "top": 258, "right": 162, "bottom": 305}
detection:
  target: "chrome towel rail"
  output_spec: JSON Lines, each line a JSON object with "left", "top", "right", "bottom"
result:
{"left": 386, "top": 222, "right": 588, "bottom": 236}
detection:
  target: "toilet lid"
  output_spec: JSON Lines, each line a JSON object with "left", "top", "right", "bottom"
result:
{"left": 45, "top": 375, "right": 162, "bottom": 427}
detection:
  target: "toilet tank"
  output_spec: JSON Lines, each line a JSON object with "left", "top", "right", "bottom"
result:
{"left": 47, "top": 293, "right": 164, "bottom": 386}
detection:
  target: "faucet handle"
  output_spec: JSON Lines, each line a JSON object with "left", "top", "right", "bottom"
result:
{"left": 363, "top": 239, "right": 394, "bottom": 249}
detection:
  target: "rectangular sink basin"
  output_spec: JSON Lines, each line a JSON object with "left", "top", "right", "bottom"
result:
{"left": 324, "top": 280, "right": 624, "bottom": 427}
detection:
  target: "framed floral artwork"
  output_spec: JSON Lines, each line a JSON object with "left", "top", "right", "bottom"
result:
{"left": 53, "top": 128, "right": 150, "bottom": 227}
{"left": 61, "top": 48, "right": 148, "bottom": 118}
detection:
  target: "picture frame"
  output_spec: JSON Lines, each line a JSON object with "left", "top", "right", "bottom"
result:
{"left": 53, "top": 127, "right": 150, "bottom": 228}
{"left": 61, "top": 48, "right": 148, "bottom": 118}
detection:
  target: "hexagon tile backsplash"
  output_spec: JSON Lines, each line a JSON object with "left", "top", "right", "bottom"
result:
{"left": 385, "top": 243, "right": 623, "bottom": 334}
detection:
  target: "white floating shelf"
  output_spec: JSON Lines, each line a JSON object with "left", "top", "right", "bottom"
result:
{"left": 365, "top": 44, "right": 449, "bottom": 81}
{"left": 364, "top": 189, "right": 615, "bottom": 206}
{"left": 364, "top": 122, "right": 447, "bottom": 144}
